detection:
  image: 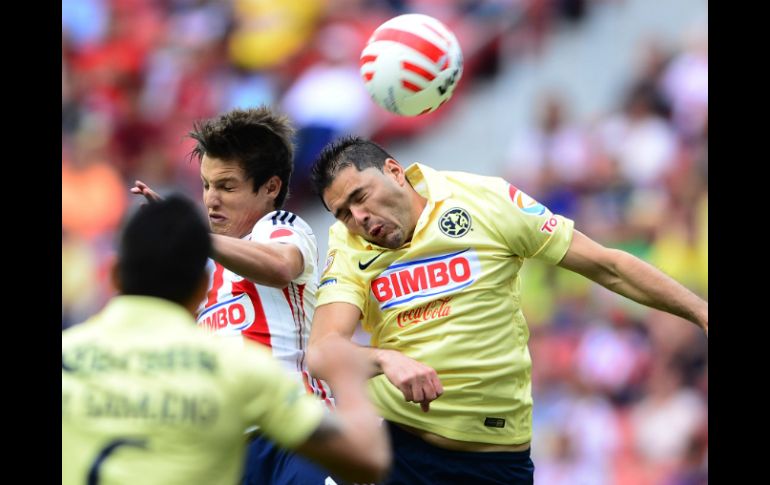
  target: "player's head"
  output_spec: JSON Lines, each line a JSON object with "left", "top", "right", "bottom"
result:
{"left": 311, "top": 136, "right": 419, "bottom": 249}
{"left": 188, "top": 106, "right": 295, "bottom": 238}
{"left": 113, "top": 195, "right": 211, "bottom": 312}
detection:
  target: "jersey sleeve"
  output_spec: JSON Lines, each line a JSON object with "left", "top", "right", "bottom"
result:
{"left": 315, "top": 223, "right": 369, "bottom": 311}
{"left": 250, "top": 210, "right": 318, "bottom": 285}
{"left": 230, "top": 340, "right": 325, "bottom": 448}
{"left": 484, "top": 177, "right": 575, "bottom": 265}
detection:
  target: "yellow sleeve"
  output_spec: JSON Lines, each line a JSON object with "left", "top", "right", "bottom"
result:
{"left": 316, "top": 222, "right": 369, "bottom": 311}
{"left": 484, "top": 177, "right": 574, "bottom": 265}
{"left": 231, "top": 341, "right": 324, "bottom": 449}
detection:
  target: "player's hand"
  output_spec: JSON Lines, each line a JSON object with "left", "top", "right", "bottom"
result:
{"left": 377, "top": 349, "right": 443, "bottom": 412}
{"left": 130, "top": 180, "right": 163, "bottom": 204}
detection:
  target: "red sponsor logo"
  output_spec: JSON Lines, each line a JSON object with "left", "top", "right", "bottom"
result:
{"left": 540, "top": 216, "right": 558, "bottom": 234}
{"left": 396, "top": 297, "right": 453, "bottom": 327}
{"left": 197, "top": 293, "right": 255, "bottom": 333}
{"left": 370, "top": 249, "right": 480, "bottom": 310}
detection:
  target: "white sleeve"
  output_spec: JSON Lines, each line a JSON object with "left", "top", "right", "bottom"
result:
{"left": 250, "top": 210, "right": 318, "bottom": 285}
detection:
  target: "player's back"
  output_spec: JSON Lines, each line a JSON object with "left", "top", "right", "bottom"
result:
{"left": 62, "top": 295, "right": 323, "bottom": 485}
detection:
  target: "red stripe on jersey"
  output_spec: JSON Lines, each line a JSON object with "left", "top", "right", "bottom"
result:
{"left": 282, "top": 286, "right": 302, "bottom": 370}
{"left": 402, "top": 80, "right": 422, "bottom": 92}
{"left": 270, "top": 228, "right": 293, "bottom": 239}
{"left": 206, "top": 263, "right": 225, "bottom": 308}
{"left": 360, "top": 54, "right": 377, "bottom": 67}
{"left": 295, "top": 284, "right": 307, "bottom": 369}
{"left": 402, "top": 61, "right": 436, "bottom": 81}
{"left": 371, "top": 28, "right": 446, "bottom": 64}
{"left": 301, "top": 371, "right": 314, "bottom": 395}
{"left": 235, "top": 281, "right": 272, "bottom": 348}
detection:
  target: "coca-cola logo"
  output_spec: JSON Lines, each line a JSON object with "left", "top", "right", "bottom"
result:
{"left": 370, "top": 248, "right": 480, "bottom": 310}
{"left": 396, "top": 297, "right": 453, "bottom": 327}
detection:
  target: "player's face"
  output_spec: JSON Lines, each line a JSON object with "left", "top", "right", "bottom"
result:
{"left": 323, "top": 159, "right": 416, "bottom": 249}
{"left": 200, "top": 155, "right": 276, "bottom": 238}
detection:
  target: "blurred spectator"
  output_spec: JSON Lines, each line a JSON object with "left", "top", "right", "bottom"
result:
{"left": 227, "top": 0, "right": 324, "bottom": 71}
{"left": 595, "top": 83, "right": 678, "bottom": 188}
{"left": 62, "top": 127, "right": 127, "bottom": 240}
{"left": 503, "top": 91, "right": 591, "bottom": 216}
{"left": 661, "top": 20, "right": 708, "bottom": 143}
{"left": 629, "top": 360, "right": 707, "bottom": 467}
{"left": 281, "top": 22, "right": 375, "bottom": 207}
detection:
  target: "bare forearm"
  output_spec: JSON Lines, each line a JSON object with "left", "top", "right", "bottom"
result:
{"left": 308, "top": 333, "right": 385, "bottom": 379}
{"left": 298, "top": 338, "right": 391, "bottom": 482}
{"left": 211, "top": 235, "right": 299, "bottom": 287}
{"left": 603, "top": 249, "right": 708, "bottom": 330}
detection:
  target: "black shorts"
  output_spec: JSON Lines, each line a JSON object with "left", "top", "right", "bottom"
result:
{"left": 382, "top": 420, "right": 534, "bottom": 485}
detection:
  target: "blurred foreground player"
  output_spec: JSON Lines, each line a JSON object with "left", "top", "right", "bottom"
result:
{"left": 62, "top": 196, "right": 390, "bottom": 485}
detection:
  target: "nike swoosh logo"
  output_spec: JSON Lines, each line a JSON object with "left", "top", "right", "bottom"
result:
{"left": 358, "top": 251, "right": 386, "bottom": 270}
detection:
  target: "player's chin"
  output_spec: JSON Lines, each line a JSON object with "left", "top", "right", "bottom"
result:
{"left": 381, "top": 230, "right": 404, "bottom": 249}
{"left": 208, "top": 222, "right": 229, "bottom": 236}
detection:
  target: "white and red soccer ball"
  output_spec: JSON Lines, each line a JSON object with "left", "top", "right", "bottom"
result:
{"left": 360, "top": 14, "right": 463, "bottom": 116}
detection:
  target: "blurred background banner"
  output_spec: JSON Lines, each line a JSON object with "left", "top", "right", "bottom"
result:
{"left": 62, "top": 1, "right": 707, "bottom": 483}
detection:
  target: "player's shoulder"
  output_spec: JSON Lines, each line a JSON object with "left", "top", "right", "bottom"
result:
{"left": 62, "top": 318, "right": 100, "bottom": 348}
{"left": 438, "top": 170, "right": 510, "bottom": 204}
{"left": 253, "top": 210, "right": 313, "bottom": 233}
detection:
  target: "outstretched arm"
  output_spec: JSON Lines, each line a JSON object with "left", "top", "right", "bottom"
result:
{"left": 210, "top": 235, "right": 303, "bottom": 287}
{"left": 296, "top": 337, "right": 391, "bottom": 483}
{"left": 557, "top": 230, "right": 708, "bottom": 335}
{"left": 308, "top": 302, "right": 444, "bottom": 412}
{"left": 130, "top": 180, "right": 303, "bottom": 288}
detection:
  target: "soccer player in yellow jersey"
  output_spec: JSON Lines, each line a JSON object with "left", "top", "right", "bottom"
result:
{"left": 62, "top": 196, "right": 390, "bottom": 485}
{"left": 307, "top": 137, "right": 708, "bottom": 484}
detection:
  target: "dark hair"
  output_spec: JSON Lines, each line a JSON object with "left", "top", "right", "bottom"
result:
{"left": 188, "top": 106, "right": 295, "bottom": 209}
{"left": 117, "top": 195, "right": 211, "bottom": 305}
{"left": 310, "top": 136, "right": 393, "bottom": 202}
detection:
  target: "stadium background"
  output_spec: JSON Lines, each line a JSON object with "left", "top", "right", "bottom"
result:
{"left": 62, "top": 0, "right": 708, "bottom": 483}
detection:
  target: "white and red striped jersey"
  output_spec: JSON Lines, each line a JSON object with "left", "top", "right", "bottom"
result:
{"left": 196, "top": 210, "right": 333, "bottom": 407}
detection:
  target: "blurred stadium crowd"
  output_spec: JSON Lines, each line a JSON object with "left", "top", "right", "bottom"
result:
{"left": 62, "top": 1, "right": 707, "bottom": 484}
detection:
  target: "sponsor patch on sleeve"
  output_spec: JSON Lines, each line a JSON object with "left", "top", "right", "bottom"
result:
{"left": 539, "top": 216, "right": 559, "bottom": 234}
{"left": 322, "top": 250, "right": 336, "bottom": 277}
{"left": 319, "top": 278, "right": 338, "bottom": 288}
{"left": 508, "top": 184, "right": 547, "bottom": 216}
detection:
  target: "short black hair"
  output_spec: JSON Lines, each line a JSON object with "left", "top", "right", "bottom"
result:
{"left": 310, "top": 136, "right": 393, "bottom": 203}
{"left": 116, "top": 195, "right": 211, "bottom": 305}
{"left": 188, "top": 106, "right": 295, "bottom": 209}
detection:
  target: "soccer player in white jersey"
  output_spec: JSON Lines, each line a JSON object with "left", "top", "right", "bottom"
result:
{"left": 63, "top": 196, "right": 389, "bottom": 485}
{"left": 307, "top": 137, "right": 708, "bottom": 484}
{"left": 131, "top": 107, "right": 336, "bottom": 484}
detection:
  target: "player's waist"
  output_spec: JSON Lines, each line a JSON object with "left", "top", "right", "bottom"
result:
{"left": 394, "top": 422, "right": 530, "bottom": 452}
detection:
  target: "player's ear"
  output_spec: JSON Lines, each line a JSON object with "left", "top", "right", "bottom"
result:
{"left": 262, "top": 175, "right": 282, "bottom": 200}
{"left": 383, "top": 158, "right": 405, "bottom": 185}
{"left": 109, "top": 257, "right": 122, "bottom": 293}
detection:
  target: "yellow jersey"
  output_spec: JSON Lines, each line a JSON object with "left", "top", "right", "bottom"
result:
{"left": 317, "top": 163, "right": 574, "bottom": 445}
{"left": 62, "top": 296, "right": 324, "bottom": 485}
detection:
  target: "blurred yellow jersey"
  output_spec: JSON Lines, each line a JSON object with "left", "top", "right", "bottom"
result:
{"left": 318, "top": 163, "right": 574, "bottom": 445}
{"left": 62, "top": 296, "right": 324, "bottom": 485}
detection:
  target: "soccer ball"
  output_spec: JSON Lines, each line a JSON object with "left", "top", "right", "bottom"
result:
{"left": 360, "top": 14, "right": 463, "bottom": 116}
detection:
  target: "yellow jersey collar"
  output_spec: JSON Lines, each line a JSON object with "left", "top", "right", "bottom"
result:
{"left": 405, "top": 163, "right": 452, "bottom": 238}
{"left": 100, "top": 295, "right": 196, "bottom": 329}
{"left": 405, "top": 163, "right": 452, "bottom": 203}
